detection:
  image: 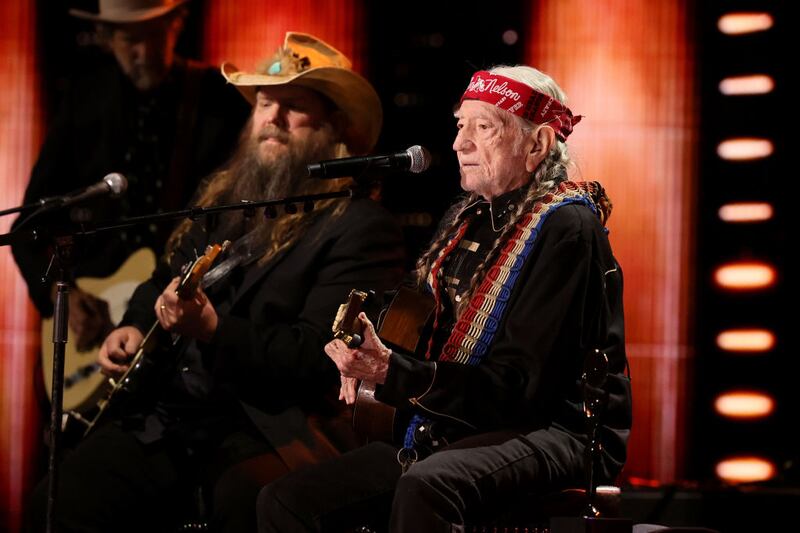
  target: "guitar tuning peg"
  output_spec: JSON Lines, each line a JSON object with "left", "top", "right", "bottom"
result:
{"left": 348, "top": 333, "right": 363, "bottom": 348}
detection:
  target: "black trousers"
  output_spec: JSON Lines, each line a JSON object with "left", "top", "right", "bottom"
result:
{"left": 24, "top": 421, "right": 287, "bottom": 533}
{"left": 257, "top": 430, "right": 584, "bottom": 533}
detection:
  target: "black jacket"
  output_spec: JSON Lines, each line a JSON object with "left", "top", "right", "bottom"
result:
{"left": 377, "top": 199, "right": 631, "bottom": 483}
{"left": 121, "top": 197, "right": 405, "bottom": 467}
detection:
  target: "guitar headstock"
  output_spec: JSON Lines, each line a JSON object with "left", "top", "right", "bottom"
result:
{"left": 332, "top": 289, "right": 368, "bottom": 348}
{"left": 177, "top": 240, "right": 230, "bottom": 299}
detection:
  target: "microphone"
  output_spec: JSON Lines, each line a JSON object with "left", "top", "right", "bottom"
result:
{"left": 307, "top": 145, "right": 431, "bottom": 179}
{"left": 41, "top": 173, "right": 128, "bottom": 209}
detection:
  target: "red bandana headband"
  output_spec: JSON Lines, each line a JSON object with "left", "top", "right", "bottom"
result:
{"left": 460, "top": 70, "right": 582, "bottom": 141}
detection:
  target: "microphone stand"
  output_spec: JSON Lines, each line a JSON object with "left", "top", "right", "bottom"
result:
{"left": 0, "top": 200, "right": 48, "bottom": 218}
{"left": 45, "top": 235, "right": 74, "bottom": 533}
{"left": 550, "top": 349, "right": 632, "bottom": 533}
{"left": 581, "top": 348, "right": 610, "bottom": 519}
{"left": 0, "top": 188, "right": 352, "bottom": 533}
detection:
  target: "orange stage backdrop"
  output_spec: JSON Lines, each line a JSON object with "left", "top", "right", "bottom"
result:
{"left": 0, "top": 2, "right": 44, "bottom": 532}
{"left": 1, "top": 0, "right": 698, "bottom": 529}
{"left": 202, "top": 0, "right": 365, "bottom": 81}
{"left": 0, "top": 2, "right": 365, "bottom": 531}
{"left": 528, "top": 0, "right": 697, "bottom": 482}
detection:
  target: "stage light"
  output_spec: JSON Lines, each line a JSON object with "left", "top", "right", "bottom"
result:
{"left": 718, "top": 202, "right": 773, "bottom": 223}
{"left": 717, "top": 138, "right": 773, "bottom": 161}
{"left": 697, "top": 1, "right": 788, "bottom": 490}
{"left": 713, "top": 261, "right": 776, "bottom": 290}
{"left": 719, "top": 74, "right": 774, "bottom": 95}
{"left": 716, "top": 329, "right": 775, "bottom": 352}
{"left": 502, "top": 30, "right": 519, "bottom": 45}
{"left": 717, "top": 13, "right": 773, "bottom": 35}
{"left": 714, "top": 391, "right": 775, "bottom": 419}
{"left": 715, "top": 456, "right": 776, "bottom": 483}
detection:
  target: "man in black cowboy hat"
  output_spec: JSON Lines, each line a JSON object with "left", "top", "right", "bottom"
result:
{"left": 11, "top": 0, "right": 249, "bottom": 356}
{"left": 24, "top": 31, "right": 404, "bottom": 533}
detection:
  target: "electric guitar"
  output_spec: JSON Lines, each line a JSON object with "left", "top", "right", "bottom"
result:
{"left": 41, "top": 248, "right": 156, "bottom": 415}
{"left": 332, "top": 287, "right": 435, "bottom": 443}
{"left": 77, "top": 242, "right": 228, "bottom": 437}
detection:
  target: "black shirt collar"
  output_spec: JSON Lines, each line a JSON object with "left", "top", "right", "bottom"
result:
{"left": 463, "top": 186, "right": 527, "bottom": 228}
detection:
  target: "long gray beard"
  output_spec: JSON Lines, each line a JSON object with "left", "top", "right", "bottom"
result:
{"left": 219, "top": 124, "right": 340, "bottom": 237}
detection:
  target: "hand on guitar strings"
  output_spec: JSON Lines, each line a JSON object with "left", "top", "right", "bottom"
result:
{"left": 98, "top": 326, "right": 144, "bottom": 378}
{"left": 339, "top": 375, "right": 358, "bottom": 404}
{"left": 155, "top": 277, "right": 218, "bottom": 343}
{"left": 325, "top": 312, "right": 391, "bottom": 404}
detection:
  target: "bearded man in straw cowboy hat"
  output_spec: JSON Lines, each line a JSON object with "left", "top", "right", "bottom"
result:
{"left": 24, "top": 31, "right": 404, "bottom": 533}
{"left": 12, "top": 0, "right": 248, "bottom": 355}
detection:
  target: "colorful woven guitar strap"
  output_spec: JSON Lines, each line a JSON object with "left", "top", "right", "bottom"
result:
{"left": 403, "top": 181, "right": 609, "bottom": 451}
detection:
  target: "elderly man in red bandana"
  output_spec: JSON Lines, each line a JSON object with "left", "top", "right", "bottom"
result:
{"left": 257, "top": 65, "right": 632, "bottom": 533}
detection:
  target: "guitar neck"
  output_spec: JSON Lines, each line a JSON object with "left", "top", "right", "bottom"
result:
{"left": 140, "top": 319, "right": 167, "bottom": 354}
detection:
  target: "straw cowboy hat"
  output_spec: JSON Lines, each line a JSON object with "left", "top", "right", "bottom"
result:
{"left": 69, "top": 0, "right": 189, "bottom": 23}
{"left": 222, "top": 32, "right": 382, "bottom": 155}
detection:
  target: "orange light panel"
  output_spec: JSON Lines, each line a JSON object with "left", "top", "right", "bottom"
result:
{"left": 202, "top": 0, "right": 365, "bottom": 83}
{"left": 718, "top": 13, "right": 774, "bottom": 35}
{"left": 719, "top": 74, "right": 774, "bottom": 95}
{"left": 716, "top": 329, "right": 775, "bottom": 352}
{"left": 1, "top": 2, "right": 44, "bottom": 532}
{"left": 714, "top": 261, "right": 776, "bottom": 290}
{"left": 717, "top": 138, "right": 773, "bottom": 160}
{"left": 716, "top": 456, "right": 776, "bottom": 483}
{"left": 714, "top": 391, "right": 775, "bottom": 419}
{"left": 525, "top": 0, "right": 696, "bottom": 483}
{"left": 718, "top": 202, "right": 773, "bottom": 222}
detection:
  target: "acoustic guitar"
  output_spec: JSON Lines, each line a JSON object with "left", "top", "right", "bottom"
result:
{"left": 77, "top": 242, "right": 228, "bottom": 437}
{"left": 332, "top": 287, "right": 435, "bottom": 443}
{"left": 41, "top": 248, "right": 156, "bottom": 415}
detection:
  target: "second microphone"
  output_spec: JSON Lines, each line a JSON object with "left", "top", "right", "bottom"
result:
{"left": 307, "top": 145, "right": 430, "bottom": 179}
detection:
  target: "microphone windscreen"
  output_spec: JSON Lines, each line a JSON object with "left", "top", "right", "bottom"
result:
{"left": 103, "top": 173, "right": 128, "bottom": 196}
{"left": 406, "top": 145, "right": 431, "bottom": 173}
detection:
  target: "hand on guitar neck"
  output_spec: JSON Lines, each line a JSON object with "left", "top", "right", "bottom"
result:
{"left": 325, "top": 311, "right": 392, "bottom": 405}
{"left": 98, "top": 278, "right": 217, "bottom": 379}
{"left": 98, "top": 244, "right": 224, "bottom": 380}
{"left": 154, "top": 276, "right": 218, "bottom": 343}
